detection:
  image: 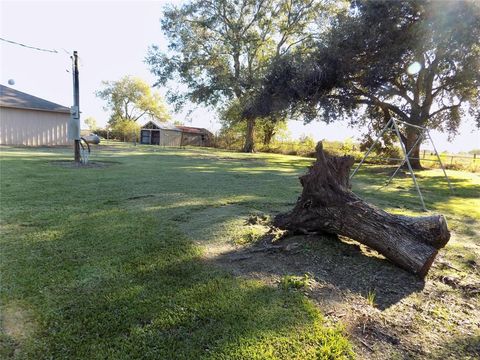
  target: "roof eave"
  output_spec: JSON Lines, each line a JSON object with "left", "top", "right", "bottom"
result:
{"left": 0, "top": 105, "right": 71, "bottom": 114}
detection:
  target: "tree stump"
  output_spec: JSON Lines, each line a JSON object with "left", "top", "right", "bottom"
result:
{"left": 274, "top": 142, "right": 450, "bottom": 277}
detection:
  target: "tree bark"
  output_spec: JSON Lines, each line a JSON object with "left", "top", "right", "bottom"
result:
{"left": 274, "top": 142, "right": 450, "bottom": 277}
{"left": 263, "top": 127, "right": 275, "bottom": 147}
{"left": 404, "top": 126, "right": 422, "bottom": 169}
{"left": 243, "top": 118, "right": 256, "bottom": 153}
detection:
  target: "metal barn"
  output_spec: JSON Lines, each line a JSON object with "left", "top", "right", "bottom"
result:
{"left": 0, "top": 85, "right": 71, "bottom": 146}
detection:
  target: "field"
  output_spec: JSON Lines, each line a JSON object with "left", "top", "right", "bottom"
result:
{"left": 1, "top": 143, "right": 479, "bottom": 359}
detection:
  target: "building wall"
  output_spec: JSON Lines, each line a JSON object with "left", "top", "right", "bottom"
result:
{"left": 0, "top": 107, "right": 70, "bottom": 146}
{"left": 140, "top": 129, "right": 183, "bottom": 146}
{"left": 160, "top": 129, "right": 182, "bottom": 147}
{"left": 181, "top": 133, "right": 204, "bottom": 146}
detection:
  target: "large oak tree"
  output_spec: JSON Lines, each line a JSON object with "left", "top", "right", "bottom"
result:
{"left": 146, "top": 0, "right": 332, "bottom": 152}
{"left": 245, "top": 0, "right": 480, "bottom": 167}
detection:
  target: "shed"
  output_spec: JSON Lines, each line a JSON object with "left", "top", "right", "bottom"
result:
{"left": 0, "top": 85, "right": 71, "bottom": 146}
{"left": 176, "top": 126, "right": 213, "bottom": 147}
{"left": 140, "top": 120, "right": 213, "bottom": 147}
{"left": 140, "top": 120, "right": 183, "bottom": 146}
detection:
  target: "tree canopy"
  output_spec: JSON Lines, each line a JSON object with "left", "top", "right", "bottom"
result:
{"left": 146, "top": 0, "right": 336, "bottom": 151}
{"left": 83, "top": 116, "right": 98, "bottom": 132}
{"left": 244, "top": 0, "right": 480, "bottom": 167}
{"left": 96, "top": 76, "right": 170, "bottom": 125}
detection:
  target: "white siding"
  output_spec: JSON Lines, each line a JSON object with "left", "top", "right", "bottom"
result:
{"left": 0, "top": 107, "right": 70, "bottom": 146}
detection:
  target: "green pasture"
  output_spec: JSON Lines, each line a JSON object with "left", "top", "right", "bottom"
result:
{"left": 0, "top": 143, "right": 478, "bottom": 359}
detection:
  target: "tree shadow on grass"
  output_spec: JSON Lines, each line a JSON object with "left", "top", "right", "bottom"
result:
{"left": 18, "top": 256, "right": 350, "bottom": 359}
{"left": 209, "top": 233, "right": 425, "bottom": 311}
{"left": 148, "top": 194, "right": 425, "bottom": 311}
{"left": 430, "top": 334, "right": 480, "bottom": 360}
{"left": 1, "top": 207, "right": 352, "bottom": 359}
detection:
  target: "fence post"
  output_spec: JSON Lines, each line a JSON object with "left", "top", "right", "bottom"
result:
{"left": 423, "top": 150, "right": 426, "bottom": 159}
{"left": 450, "top": 156, "right": 453, "bottom": 165}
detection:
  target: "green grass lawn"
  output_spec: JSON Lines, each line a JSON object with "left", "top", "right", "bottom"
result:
{"left": 0, "top": 144, "right": 352, "bottom": 359}
{"left": 0, "top": 143, "right": 478, "bottom": 359}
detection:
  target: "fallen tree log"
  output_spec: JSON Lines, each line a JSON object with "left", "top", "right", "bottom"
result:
{"left": 274, "top": 142, "right": 450, "bottom": 277}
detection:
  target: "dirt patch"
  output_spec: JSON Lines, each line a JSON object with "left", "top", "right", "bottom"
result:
{"left": 202, "top": 233, "right": 479, "bottom": 359}
{"left": 177, "top": 204, "right": 479, "bottom": 359}
{"left": 1, "top": 302, "right": 36, "bottom": 357}
{"left": 50, "top": 160, "right": 116, "bottom": 168}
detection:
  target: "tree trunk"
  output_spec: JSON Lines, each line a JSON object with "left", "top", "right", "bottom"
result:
{"left": 274, "top": 142, "right": 450, "bottom": 277}
{"left": 243, "top": 118, "right": 256, "bottom": 153}
{"left": 262, "top": 123, "right": 276, "bottom": 147}
{"left": 263, "top": 131, "right": 273, "bottom": 147}
{"left": 404, "top": 126, "right": 422, "bottom": 169}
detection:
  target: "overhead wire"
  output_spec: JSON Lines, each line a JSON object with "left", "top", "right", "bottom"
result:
{"left": 0, "top": 37, "right": 60, "bottom": 54}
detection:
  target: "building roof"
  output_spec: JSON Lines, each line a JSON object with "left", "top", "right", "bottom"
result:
{"left": 176, "top": 125, "right": 211, "bottom": 135}
{"left": 143, "top": 120, "right": 181, "bottom": 131}
{"left": 142, "top": 120, "right": 212, "bottom": 135}
{"left": 0, "top": 84, "right": 70, "bottom": 114}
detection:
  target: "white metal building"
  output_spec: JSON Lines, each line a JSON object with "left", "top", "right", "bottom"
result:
{"left": 0, "top": 85, "right": 71, "bottom": 146}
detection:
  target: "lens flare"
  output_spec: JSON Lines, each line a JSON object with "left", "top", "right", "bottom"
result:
{"left": 407, "top": 62, "right": 422, "bottom": 75}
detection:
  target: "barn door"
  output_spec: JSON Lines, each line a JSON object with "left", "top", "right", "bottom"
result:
{"left": 140, "top": 130, "right": 151, "bottom": 144}
{"left": 151, "top": 130, "right": 160, "bottom": 145}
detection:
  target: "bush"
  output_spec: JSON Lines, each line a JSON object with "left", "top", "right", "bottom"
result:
{"left": 93, "top": 121, "right": 141, "bottom": 142}
{"left": 94, "top": 129, "right": 109, "bottom": 139}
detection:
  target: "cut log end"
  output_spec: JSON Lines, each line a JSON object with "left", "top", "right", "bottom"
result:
{"left": 419, "top": 250, "right": 439, "bottom": 278}
{"left": 274, "top": 141, "right": 451, "bottom": 277}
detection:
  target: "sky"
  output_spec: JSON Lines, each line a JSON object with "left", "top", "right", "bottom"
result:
{"left": 1, "top": 0, "right": 479, "bottom": 153}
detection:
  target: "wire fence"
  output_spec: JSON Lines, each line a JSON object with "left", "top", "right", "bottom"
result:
{"left": 263, "top": 141, "right": 479, "bottom": 172}
{"left": 426, "top": 151, "right": 478, "bottom": 164}
{"left": 419, "top": 150, "right": 478, "bottom": 171}
{"left": 366, "top": 152, "right": 478, "bottom": 163}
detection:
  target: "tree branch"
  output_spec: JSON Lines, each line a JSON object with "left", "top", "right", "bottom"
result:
{"left": 132, "top": 110, "right": 148, "bottom": 122}
{"left": 429, "top": 101, "right": 463, "bottom": 119}
{"left": 348, "top": 86, "right": 410, "bottom": 122}
{"left": 391, "top": 79, "right": 415, "bottom": 106}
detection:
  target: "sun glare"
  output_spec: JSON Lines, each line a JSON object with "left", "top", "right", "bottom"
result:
{"left": 407, "top": 62, "right": 422, "bottom": 75}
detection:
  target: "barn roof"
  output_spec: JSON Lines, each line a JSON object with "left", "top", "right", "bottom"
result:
{"left": 141, "top": 120, "right": 212, "bottom": 135}
{"left": 142, "top": 120, "right": 181, "bottom": 131}
{"left": 0, "top": 85, "right": 70, "bottom": 114}
{"left": 176, "top": 125, "right": 211, "bottom": 135}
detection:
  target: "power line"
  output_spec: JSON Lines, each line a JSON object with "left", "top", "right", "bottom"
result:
{"left": 0, "top": 37, "right": 59, "bottom": 54}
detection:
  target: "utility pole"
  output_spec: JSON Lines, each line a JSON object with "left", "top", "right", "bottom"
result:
{"left": 72, "top": 51, "right": 81, "bottom": 163}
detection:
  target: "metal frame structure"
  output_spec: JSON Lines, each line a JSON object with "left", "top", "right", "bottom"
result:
{"left": 350, "top": 118, "right": 453, "bottom": 211}
{"left": 79, "top": 137, "right": 91, "bottom": 165}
